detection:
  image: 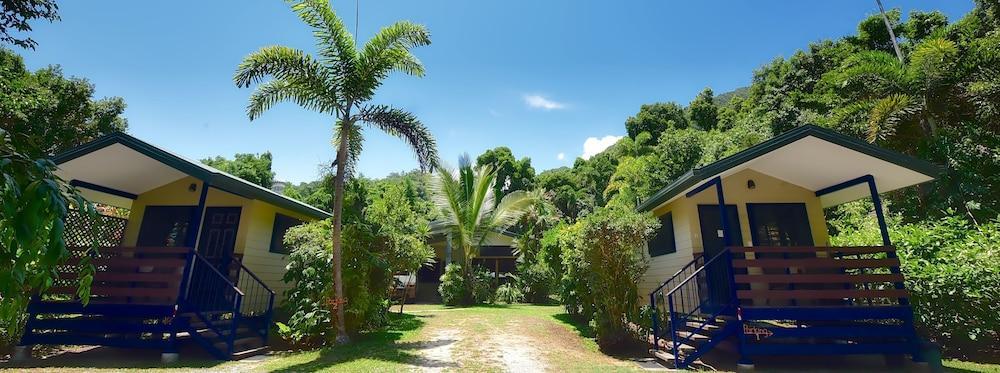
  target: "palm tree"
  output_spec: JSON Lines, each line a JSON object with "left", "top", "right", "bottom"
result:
{"left": 430, "top": 154, "right": 534, "bottom": 281}
{"left": 830, "top": 38, "right": 959, "bottom": 144}
{"left": 233, "top": 0, "right": 437, "bottom": 343}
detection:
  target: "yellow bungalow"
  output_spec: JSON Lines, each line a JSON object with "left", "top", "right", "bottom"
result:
{"left": 639, "top": 125, "right": 939, "bottom": 370}
{"left": 411, "top": 223, "right": 518, "bottom": 302}
{"left": 18, "top": 132, "right": 330, "bottom": 361}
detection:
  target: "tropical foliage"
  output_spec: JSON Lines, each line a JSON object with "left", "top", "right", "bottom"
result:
{"left": 201, "top": 152, "right": 276, "bottom": 188}
{"left": 830, "top": 202, "right": 1000, "bottom": 358}
{"left": 0, "top": 0, "right": 59, "bottom": 50}
{"left": 429, "top": 154, "right": 534, "bottom": 304}
{"left": 0, "top": 44, "right": 125, "bottom": 348}
{"left": 278, "top": 177, "right": 433, "bottom": 346}
{"left": 537, "top": 207, "right": 657, "bottom": 349}
{"left": 0, "top": 128, "right": 96, "bottom": 347}
{"left": 234, "top": 0, "right": 437, "bottom": 342}
{"left": 0, "top": 47, "right": 128, "bottom": 157}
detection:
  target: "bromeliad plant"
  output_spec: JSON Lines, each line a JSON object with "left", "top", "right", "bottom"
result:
{"left": 234, "top": 0, "right": 437, "bottom": 343}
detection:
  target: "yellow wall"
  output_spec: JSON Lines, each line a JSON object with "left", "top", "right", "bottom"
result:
{"left": 122, "top": 176, "right": 319, "bottom": 301}
{"left": 639, "top": 169, "right": 830, "bottom": 297}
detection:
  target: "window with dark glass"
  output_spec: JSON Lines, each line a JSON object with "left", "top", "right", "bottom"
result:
{"left": 647, "top": 212, "right": 676, "bottom": 257}
{"left": 269, "top": 213, "right": 304, "bottom": 254}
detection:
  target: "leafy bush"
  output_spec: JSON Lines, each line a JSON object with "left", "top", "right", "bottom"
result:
{"left": 577, "top": 207, "right": 658, "bottom": 349}
{"left": 471, "top": 265, "right": 497, "bottom": 304}
{"left": 830, "top": 203, "right": 1000, "bottom": 357}
{"left": 277, "top": 224, "right": 332, "bottom": 345}
{"left": 542, "top": 207, "right": 658, "bottom": 349}
{"left": 515, "top": 261, "right": 553, "bottom": 303}
{"left": 278, "top": 178, "right": 433, "bottom": 346}
{"left": 438, "top": 263, "right": 467, "bottom": 306}
{"left": 494, "top": 283, "right": 525, "bottom": 304}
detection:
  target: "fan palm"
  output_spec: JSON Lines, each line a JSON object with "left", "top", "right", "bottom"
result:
{"left": 430, "top": 154, "right": 535, "bottom": 278}
{"left": 234, "top": 0, "right": 437, "bottom": 343}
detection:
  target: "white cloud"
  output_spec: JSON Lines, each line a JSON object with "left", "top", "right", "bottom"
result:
{"left": 523, "top": 94, "right": 566, "bottom": 110}
{"left": 489, "top": 108, "right": 501, "bottom": 117}
{"left": 557, "top": 152, "right": 565, "bottom": 161}
{"left": 582, "top": 135, "right": 622, "bottom": 160}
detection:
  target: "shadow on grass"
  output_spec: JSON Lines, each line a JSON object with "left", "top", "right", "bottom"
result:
{"left": 551, "top": 312, "right": 596, "bottom": 339}
{"left": 269, "top": 312, "right": 458, "bottom": 372}
{"left": 0, "top": 343, "right": 225, "bottom": 370}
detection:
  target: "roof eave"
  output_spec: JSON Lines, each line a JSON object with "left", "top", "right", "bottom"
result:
{"left": 635, "top": 125, "right": 943, "bottom": 212}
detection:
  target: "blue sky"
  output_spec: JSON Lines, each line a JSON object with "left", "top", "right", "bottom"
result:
{"left": 18, "top": 1, "right": 974, "bottom": 183}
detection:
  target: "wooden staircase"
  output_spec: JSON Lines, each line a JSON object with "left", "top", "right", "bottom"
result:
{"left": 649, "top": 316, "right": 732, "bottom": 366}
{"left": 181, "top": 311, "right": 269, "bottom": 360}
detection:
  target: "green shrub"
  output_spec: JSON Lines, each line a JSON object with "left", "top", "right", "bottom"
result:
{"left": 471, "top": 266, "right": 497, "bottom": 304}
{"left": 278, "top": 225, "right": 332, "bottom": 345}
{"left": 830, "top": 203, "right": 1000, "bottom": 357}
{"left": 577, "top": 207, "right": 658, "bottom": 349}
{"left": 515, "top": 261, "right": 553, "bottom": 303}
{"left": 438, "top": 263, "right": 467, "bottom": 306}
{"left": 278, "top": 178, "right": 433, "bottom": 346}
{"left": 495, "top": 283, "right": 525, "bottom": 304}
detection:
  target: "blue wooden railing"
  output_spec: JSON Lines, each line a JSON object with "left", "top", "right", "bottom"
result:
{"left": 649, "top": 253, "right": 704, "bottom": 350}
{"left": 230, "top": 254, "right": 276, "bottom": 344}
{"left": 649, "top": 249, "right": 739, "bottom": 368}
{"left": 184, "top": 252, "right": 244, "bottom": 358}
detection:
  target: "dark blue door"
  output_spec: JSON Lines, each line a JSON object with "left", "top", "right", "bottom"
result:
{"left": 697, "top": 205, "right": 742, "bottom": 314}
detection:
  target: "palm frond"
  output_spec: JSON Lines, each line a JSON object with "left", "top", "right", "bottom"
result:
{"left": 866, "top": 94, "right": 920, "bottom": 143}
{"left": 835, "top": 50, "right": 907, "bottom": 92}
{"left": 288, "top": 0, "right": 357, "bottom": 74}
{"left": 351, "top": 21, "right": 430, "bottom": 101}
{"left": 246, "top": 78, "right": 334, "bottom": 120}
{"left": 480, "top": 190, "right": 535, "bottom": 243}
{"left": 233, "top": 45, "right": 326, "bottom": 88}
{"left": 356, "top": 104, "right": 439, "bottom": 171}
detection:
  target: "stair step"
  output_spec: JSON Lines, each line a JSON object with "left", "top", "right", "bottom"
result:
{"left": 677, "top": 331, "right": 710, "bottom": 340}
{"left": 651, "top": 349, "right": 676, "bottom": 361}
{"left": 214, "top": 336, "right": 263, "bottom": 350}
{"left": 682, "top": 320, "right": 722, "bottom": 330}
{"left": 231, "top": 346, "right": 270, "bottom": 360}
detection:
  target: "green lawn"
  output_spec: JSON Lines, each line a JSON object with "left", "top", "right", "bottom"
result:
{"left": 945, "top": 359, "right": 1000, "bottom": 373}
{"left": 256, "top": 304, "right": 642, "bottom": 372}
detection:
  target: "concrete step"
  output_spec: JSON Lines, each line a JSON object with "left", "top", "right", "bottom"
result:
{"left": 231, "top": 345, "right": 270, "bottom": 360}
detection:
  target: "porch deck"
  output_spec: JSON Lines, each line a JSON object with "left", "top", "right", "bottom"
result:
{"left": 649, "top": 245, "right": 921, "bottom": 368}
{"left": 21, "top": 245, "right": 276, "bottom": 361}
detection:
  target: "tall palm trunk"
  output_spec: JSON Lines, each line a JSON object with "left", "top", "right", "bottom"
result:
{"left": 331, "top": 114, "right": 351, "bottom": 344}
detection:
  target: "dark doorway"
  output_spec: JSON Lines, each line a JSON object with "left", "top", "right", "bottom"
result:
{"left": 136, "top": 206, "right": 197, "bottom": 247}
{"left": 697, "top": 204, "right": 743, "bottom": 313}
{"left": 196, "top": 206, "right": 242, "bottom": 270}
{"left": 190, "top": 206, "right": 242, "bottom": 310}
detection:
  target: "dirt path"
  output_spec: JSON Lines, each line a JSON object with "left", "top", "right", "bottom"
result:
{"left": 405, "top": 305, "right": 639, "bottom": 372}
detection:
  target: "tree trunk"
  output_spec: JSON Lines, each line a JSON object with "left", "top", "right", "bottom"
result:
{"left": 331, "top": 117, "right": 351, "bottom": 344}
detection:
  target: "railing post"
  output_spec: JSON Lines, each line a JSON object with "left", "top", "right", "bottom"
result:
{"left": 667, "top": 293, "right": 679, "bottom": 366}
{"left": 650, "top": 292, "right": 659, "bottom": 351}
{"left": 229, "top": 293, "right": 243, "bottom": 357}
{"left": 263, "top": 291, "right": 275, "bottom": 344}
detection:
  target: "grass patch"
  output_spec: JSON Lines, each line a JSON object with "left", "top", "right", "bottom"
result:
{"left": 260, "top": 312, "right": 427, "bottom": 372}
{"left": 945, "top": 360, "right": 1000, "bottom": 373}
